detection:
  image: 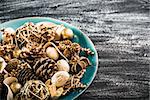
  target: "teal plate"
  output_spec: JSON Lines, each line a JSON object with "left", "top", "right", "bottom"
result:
{"left": 0, "top": 17, "right": 98, "bottom": 100}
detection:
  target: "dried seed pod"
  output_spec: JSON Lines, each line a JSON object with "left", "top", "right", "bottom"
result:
{"left": 2, "top": 28, "right": 15, "bottom": 44}
{"left": 70, "top": 55, "right": 91, "bottom": 73}
{"left": 16, "top": 80, "right": 49, "bottom": 100}
{"left": 48, "top": 84, "right": 57, "bottom": 98}
{"left": 51, "top": 71, "right": 70, "bottom": 87}
{"left": 63, "top": 70, "right": 86, "bottom": 95}
{"left": 70, "top": 43, "right": 81, "bottom": 55}
{"left": 58, "top": 40, "right": 72, "bottom": 50}
{"left": 78, "top": 57, "right": 91, "bottom": 69}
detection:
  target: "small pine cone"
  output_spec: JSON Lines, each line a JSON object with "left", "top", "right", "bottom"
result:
{"left": 17, "top": 68, "right": 38, "bottom": 85}
{"left": 33, "top": 58, "right": 58, "bottom": 82}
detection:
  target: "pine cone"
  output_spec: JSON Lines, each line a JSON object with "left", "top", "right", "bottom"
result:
{"left": 33, "top": 58, "right": 58, "bottom": 82}
{"left": 17, "top": 68, "right": 38, "bottom": 85}
{"left": 9, "top": 62, "right": 30, "bottom": 77}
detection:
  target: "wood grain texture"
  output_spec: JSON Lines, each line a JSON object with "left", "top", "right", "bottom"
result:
{"left": 0, "top": 0, "right": 150, "bottom": 100}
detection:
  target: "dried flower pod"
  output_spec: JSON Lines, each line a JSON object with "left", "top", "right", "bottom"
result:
{"left": 78, "top": 57, "right": 91, "bottom": 69}
{"left": 55, "top": 87, "right": 64, "bottom": 98}
{"left": 63, "top": 49, "right": 71, "bottom": 58}
{"left": 70, "top": 43, "right": 81, "bottom": 55}
{"left": 16, "top": 80, "right": 49, "bottom": 100}
{"left": 2, "top": 28, "right": 15, "bottom": 45}
{"left": 48, "top": 84, "right": 57, "bottom": 98}
{"left": 70, "top": 55, "right": 91, "bottom": 73}
{"left": 49, "top": 86, "right": 64, "bottom": 99}
{"left": 63, "top": 70, "right": 86, "bottom": 95}
{"left": 58, "top": 40, "right": 72, "bottom": 50}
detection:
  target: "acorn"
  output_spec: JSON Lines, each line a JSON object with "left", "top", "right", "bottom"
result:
{"left": 46, "top": 47, "right": 59, "bottom": 60}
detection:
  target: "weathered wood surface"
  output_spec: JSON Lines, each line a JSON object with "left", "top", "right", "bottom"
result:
{"left": 0, "top": 0, "right": 150, "bottom": 99}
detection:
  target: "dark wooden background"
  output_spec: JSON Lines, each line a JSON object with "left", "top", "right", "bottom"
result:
{"left": 0, "top": 0, "right": 150, "bottom": 100}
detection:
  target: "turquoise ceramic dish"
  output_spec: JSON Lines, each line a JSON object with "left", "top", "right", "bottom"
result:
{"left": 0, "top": 17, "right": 98, "bottom": 100}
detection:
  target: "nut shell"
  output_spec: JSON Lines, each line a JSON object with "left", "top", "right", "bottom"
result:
{"left": 10, "top": 82, "right": 22, "bottom": 94}
{"left": 46, "top": 47, "right": 59, "bottom": 60}
{"left": 51, "top": 71, "right": 70, "bottom": 87}
{"left": 57, "top": 59, "right": 70, "bottom": 72}
{"left": 62, "top": 28, "right": 74, "bottom": 39}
